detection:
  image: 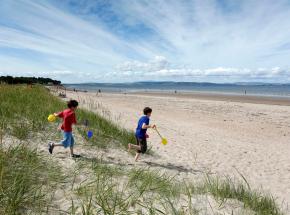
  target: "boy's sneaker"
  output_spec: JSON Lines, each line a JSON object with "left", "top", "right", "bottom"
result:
{"left": 71, "top": 154, "right": 81, "bottom": 158}
{"left": 48, "top": 143, "right": 54, "bottom": 154}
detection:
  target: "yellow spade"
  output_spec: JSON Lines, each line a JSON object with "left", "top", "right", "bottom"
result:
{"left": 47, "top": 114, "right": 56, "bottom": 122}
{"left": 154, "top": 127, "right": 168, "bottom": 145}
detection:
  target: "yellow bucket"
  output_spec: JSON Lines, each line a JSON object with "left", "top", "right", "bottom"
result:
{"left": 47, "top": 114, "right": 56, "bottom": 122}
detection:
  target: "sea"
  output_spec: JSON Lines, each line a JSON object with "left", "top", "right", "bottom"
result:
{"left": 64, "top": 82, "right": 290, "bottom": 98}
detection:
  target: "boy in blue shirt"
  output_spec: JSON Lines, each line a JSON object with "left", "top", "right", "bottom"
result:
{"left": 128, "top": 107, "right": 156, "bottom": 161}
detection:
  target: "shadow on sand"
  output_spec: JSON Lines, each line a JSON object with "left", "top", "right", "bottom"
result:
{"left": 144, "top": 161, "right": 209, "bottom": 174}
{"left": 76, "top": 154, "right": 209, "bottom": 175}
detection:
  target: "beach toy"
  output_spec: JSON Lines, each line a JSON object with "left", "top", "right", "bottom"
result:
{"left": 47, "top": 114, "right": 56, "bottom": 122}
{"left": 154, "top": 127, "right": 168, "bottom": 145}
{"left": 161, "top": 138, "right": 168, "bottom": 145}
{"left": 87, "top": 130, "right": 93, "bottom": 138}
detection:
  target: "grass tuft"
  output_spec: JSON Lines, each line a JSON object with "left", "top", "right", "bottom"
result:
{"left": 0, "top": 144, "right": 63, "bottom": 214}
{"left": 76, "top": 108, "right": 135, "bottom": 149}
{"left": 194, "top": 175, "right": 283, "bottom": 215}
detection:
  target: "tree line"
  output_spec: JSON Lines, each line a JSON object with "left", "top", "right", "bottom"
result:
{"left": 0, "top": 76, "right": 61, "bottom": 85}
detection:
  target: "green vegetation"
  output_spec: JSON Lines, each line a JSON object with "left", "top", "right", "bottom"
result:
{"left": 75, "top": 160, "right": 190, "bottom": 215}
{"left": 128, "top": 168, "right": 179, "bottom": 198}
{"left": 76, "top": 108, "right": 135, "bottom": 149}
{"left": 0, "top": 76, "right": 61, "bottom": 85}
{"left": 0, "top": 85, "right": 284, "bottom": 214}
{"left": 0, "top": 85, "right": 64, "bottom": 140}
{"left": 75, "top": 158, "right": 284, "bottom": 214}
{"left": 200, "top": 176, "right": 282, "bottom": 215}
{"left": 0, "top": 85, "right": 135, "bottom": 148}
{"left": 0, "top": 145, "right": 63, "bottom": 214}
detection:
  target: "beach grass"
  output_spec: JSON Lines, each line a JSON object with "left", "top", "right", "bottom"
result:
{"left": 0, "top": 84, "right": 284, "bottom": 214}
{"left": 0, "top": 85, "right": 65, "bottom": 140}
{"left": 128, "top": 168, "right": 179, "bottom": 198}
{"left": 76, "top": 108, "right": 136, "bottom": 149}
{"left": 0, "top": 85, "right": 135, "bottom": 148}
{"left": 76, "top": 159, "right": 284, "bottom": 214}
{"left": 0, "top": 144, "right": 63, "bottom": 214}
{"left": 75, "top": 160, "right": 188, "bottom": 214}
{"left": 200, "top": 176, "right": 282, "bottom": 215}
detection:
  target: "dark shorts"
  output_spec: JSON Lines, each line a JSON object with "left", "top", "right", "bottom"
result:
{"left": 136, "top": 136, "right": 147, "bottom": 154}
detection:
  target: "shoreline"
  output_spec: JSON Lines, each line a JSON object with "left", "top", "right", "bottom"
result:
{"left": 102, "top": 91, "right": 290, "bottom": 106}
{"left": 62, "top": 86, "right": 290, "bottom": 106}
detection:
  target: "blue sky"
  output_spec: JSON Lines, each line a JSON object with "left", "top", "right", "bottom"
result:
{"left": 1, "top": 0, "right": 290, "bottom": 83}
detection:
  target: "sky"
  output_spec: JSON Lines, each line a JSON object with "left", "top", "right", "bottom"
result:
{"left": 1, "top": 0, "right": 290, "bottom": 83}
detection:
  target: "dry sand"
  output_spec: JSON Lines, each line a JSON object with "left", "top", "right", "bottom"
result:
{"left": 64, "top": 90, "right": 290, "bottom": 212}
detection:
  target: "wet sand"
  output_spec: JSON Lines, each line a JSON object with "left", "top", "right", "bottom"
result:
{"left": 130, "top": 91, "right": 290, "bottom": 106}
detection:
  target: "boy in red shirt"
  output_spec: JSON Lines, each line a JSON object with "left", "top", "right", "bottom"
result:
{"left": 48, "top": 100, "right": 80, "bottom": 158}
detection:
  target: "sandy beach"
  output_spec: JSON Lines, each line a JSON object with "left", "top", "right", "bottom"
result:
{"left": 4, "top": 0, "right": 290, "bottom": 213}
{"left": 64, "top": 90, "right": 290, "bottom": 211}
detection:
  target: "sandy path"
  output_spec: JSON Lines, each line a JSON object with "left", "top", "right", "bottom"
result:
{"left": 65, "top": 91, "right": 290, "bottom": 211}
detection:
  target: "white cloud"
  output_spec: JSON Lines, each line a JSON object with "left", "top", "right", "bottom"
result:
{"left": 115, "top": 56, "right": 290, "bottom": 82}
{"left": 50, "top": 70, "right": 74, "bottom": 75}
{"left": 117, "top": 55, "right": 169, "bottom": 72}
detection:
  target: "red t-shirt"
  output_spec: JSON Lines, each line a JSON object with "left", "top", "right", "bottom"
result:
{"left": 58, "top": 109, "right": 77, "bottom": 132}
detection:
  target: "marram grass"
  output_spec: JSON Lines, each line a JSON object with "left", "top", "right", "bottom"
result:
{"left": 0, "top": 85, "right": 135, "bottom": 148}
{"left": 0, "top": 144, "right": 63, "bottom": 214}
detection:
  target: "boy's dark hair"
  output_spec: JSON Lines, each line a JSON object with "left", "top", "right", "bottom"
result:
{"left": 143, "top": 107, "right": 152, "bottom": 115}
{"left": 67, "top": 100, "right": 78, "bottom": 108}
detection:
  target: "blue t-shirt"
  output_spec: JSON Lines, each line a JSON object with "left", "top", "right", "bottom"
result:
{"left": 135, "top": 115, "right": 150, "bottom": 139}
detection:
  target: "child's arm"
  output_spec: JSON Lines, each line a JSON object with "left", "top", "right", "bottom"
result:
{"left": 54, "top": 111, "right": 64, "bottom": 118}
{"left": 72, "top": 113, "right": 77, "bottom": 125}
{"left": 142, "top": 123, "right": 156, "bottom": 129}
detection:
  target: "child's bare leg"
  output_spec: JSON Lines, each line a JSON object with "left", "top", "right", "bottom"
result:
{"left": 49, "top": 142, "right": 63, "bottom": 154}
{"left": 128, "top": 143, "right": 141, "bottom": 151}
{"left": 135, "top": 153, "right": 141, "bottom": 162}
{"left": 70, "top": 147, "right": 74, "bottom": 155}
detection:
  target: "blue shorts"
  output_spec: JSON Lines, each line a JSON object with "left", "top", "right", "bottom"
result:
{"left": 61, "top": 132, "right": 74, "bottom": 148}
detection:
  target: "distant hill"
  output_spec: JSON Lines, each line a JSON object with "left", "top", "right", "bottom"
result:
{"left": 0, "top": 76, "right": 61, "bottom": 85}
{"left": 69, "top": 81, "right": 290, "bottom": 86}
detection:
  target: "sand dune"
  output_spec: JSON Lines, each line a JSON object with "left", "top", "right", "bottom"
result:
{"left": 65, "top": 90, "right": 290, "bottom": 212}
